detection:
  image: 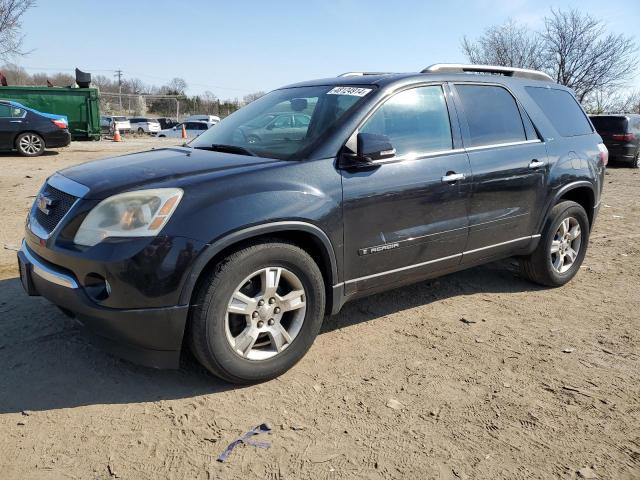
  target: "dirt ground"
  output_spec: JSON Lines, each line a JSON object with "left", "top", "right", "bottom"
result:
{"left": 0, "top": 138, "right": 638, "bottom": 480}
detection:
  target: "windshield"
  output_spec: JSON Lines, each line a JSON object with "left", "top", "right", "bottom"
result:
{"left": 189, "top": 85, "right": 373, "bottom": 159}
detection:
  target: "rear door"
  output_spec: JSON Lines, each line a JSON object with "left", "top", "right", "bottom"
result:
{"left": 451, "top": 83, "right": 548, "bottom": 263}
{"left": 341, "top": 84, "right": 471, "bottom": 293}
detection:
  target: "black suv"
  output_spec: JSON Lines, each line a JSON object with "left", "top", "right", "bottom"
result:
{"left": 17, "top": 64, "right": 607, "bottom": 383}
{"left": 589, "top": 114, "right": 640, "bottom": 168}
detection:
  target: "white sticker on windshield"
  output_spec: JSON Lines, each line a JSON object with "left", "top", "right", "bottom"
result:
{"left": 327, "top": 86, "right": 372, "bottom": 97}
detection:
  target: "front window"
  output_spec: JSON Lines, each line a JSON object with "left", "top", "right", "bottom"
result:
{"left": 360, "top": 85, "right": 453, "bottom": 156}
{"left": 190, "top": 85, "right": 373, "bottom": 159}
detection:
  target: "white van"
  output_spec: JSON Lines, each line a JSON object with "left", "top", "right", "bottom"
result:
{"left": 184, "top": 114, "right": 220, "bottom": 126}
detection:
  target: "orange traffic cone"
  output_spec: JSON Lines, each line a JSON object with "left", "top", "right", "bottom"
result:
{"left": 113, "top": 127, "right": 122, "bottom": 142}
{"left": 181, "top": 124, "right": 187, "bottom": 139}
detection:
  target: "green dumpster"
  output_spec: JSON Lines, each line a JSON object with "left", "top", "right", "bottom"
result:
{"left": 0, "top": 86, "right": 101, "bottom": 141}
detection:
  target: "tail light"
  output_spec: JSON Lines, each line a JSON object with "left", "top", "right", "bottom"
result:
{"left": 51, "top": 119, "right": 67, "bottom": 129}
{"left": 611, "top": 133, "right": 635, "bottom": 142}
{"left": 597, "top": 143, "right": 608, "bottom": 166}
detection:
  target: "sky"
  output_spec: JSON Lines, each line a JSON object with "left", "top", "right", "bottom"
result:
{"left": 16, "top": 0, "right": 640, "bottom": 98}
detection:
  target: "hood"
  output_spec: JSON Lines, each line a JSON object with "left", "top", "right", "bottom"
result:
{"left": 58, "top": 147, "right": 283, "bottom": 199}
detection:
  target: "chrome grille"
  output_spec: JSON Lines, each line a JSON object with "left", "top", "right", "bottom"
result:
{"left": 33, "top": 184, "right": 77, "bottom": 234}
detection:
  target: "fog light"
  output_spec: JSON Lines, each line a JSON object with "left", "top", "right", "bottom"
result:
{"left": 84, "top": 273, "right": 111, "bottom": 301}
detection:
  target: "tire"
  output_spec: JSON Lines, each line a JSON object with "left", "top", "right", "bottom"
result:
{"left": 188, "top": 241, "right": 326, "bottom": 384}
{"left": 631, "top": 150, "right": 640, "bottom": 169}
{"left": 520, "top": 200, "right": 590, "bottom": 287}
{"left": 16, "top": 132, "right": 45, "bottom": 157}
{"left": 137, "top": 127, "right": 145, "bottom": 135}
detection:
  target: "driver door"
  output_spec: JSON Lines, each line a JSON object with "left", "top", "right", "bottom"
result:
{"left": 340, "top": 84, "right": 471, "bottom": 294}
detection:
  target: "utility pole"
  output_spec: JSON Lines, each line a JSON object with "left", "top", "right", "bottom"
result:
{"left": 114, "top": 69, "right": 123, "bottom": 112}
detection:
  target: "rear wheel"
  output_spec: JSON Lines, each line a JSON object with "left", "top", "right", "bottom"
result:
{"left": 631, "top": 150, "right": 640, "bottom": 169}
{"left": 188, "top": 241, "right": 325, "bottom": 384}
{"left": 137, "top": 127, "right": 145, "bottom": 135}
{"left": 520, "top": 200, "right": 590, "bottom": 287}
{"left": 16, "top": 133, "right": 45, "bottom": 157}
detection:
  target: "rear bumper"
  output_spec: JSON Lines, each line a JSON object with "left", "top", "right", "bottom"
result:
{"left": 604, "top": 144, "right": 637, "bottom": 160}
{"left": 44, "top": 130, "right": 71, "bottom": 148}
{"left": 17, "top": 241, "right": 188, "bottom": 368}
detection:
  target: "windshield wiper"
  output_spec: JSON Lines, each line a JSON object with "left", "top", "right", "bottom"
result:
{"left": 194, "top": 144, "right": 256, "bottom": 156}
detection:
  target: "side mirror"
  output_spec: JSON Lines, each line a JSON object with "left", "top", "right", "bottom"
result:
{"left": 357, "top": 133, "right": 395, "bottom": 161}
{"left": 265, "top": 123, "right": 275, "bottom": 130}
{"left": 338, "top": 133, "right": 395, "bottom": 170}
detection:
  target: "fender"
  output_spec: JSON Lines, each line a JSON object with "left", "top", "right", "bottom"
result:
{"left": 536, "top": 180, "right": 596, "bottom": 233}
{"left": 178, "top": 221, "right": 339, "bottom": 305}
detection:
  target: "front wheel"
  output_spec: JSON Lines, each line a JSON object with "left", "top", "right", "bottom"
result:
{"left": 520, "top": 200, "right": 590, "bottom": 287}
{"left": 188, "top": 241, "right": 326, "bottom": 384}
{"left": 16, "top": 133, "right": 45, "bottom": 157}
{"left": 137, "top": 127, "right": 145, "bottom": 135}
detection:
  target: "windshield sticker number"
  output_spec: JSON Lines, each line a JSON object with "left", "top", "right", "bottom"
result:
{"left": 327, "top": 86, "right": 372, "bottom": 97}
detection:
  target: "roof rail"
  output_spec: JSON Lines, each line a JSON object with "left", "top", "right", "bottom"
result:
{"left": 337, "top": 72, "right": 392, "bottom": 77}
{"left": 421, "top": 63, "right": 553, "bottom": 82}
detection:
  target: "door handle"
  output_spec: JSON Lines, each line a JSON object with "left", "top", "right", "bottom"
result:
{"left": 10, "top": 120, "right": 22, "bottom": 123}
{"left": 441, "top": 172, "right": 465, "bottom": 183}
{"left": 529, "top": 159, "right": 545, "bottom": 169}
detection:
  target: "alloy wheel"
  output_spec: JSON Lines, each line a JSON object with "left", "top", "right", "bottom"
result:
{"left": 550, "top": 216, "right": 582, "bottom": 274}
{"left": 19, "top": 135, "right": 43, "bottom": 155}
{"left": 225, "top": 267, "right": 306, "bottom": 360}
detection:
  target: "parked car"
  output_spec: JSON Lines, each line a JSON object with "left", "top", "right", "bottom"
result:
{"left": 240, "top": 112, "right": 311, "bottom": 144}
{"left": 100, "top": 115, "right": 131, "bottom": 134}
{"left": 157, "top": 121, "right": 210, "bottom": 138}
{"left": 18, "top": 64, "right": 606, "bottom": 383}
{"left": 185, "top": 114, "right": 220, "bottom": 126}
{"left": 157, "top": 117, "right": 178, "bottom": 129}
{"left": 0, "top": 100, "right": 70, "bottom": 156}
{"left": 589, "top": 114, "right": 639, "bottom": 168}
{"left": 129, "top": 117, "right": 161, "bottom": 135}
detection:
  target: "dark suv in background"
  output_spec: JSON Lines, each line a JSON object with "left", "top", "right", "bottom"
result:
{"left": 589, "top": 114, "right": 640, "bottom": 168}
{"left": 18, "top": 64, "right": 607, "bottom": 384}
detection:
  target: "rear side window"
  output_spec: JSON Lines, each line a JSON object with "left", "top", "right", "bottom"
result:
{"left": 360, "top": 85, "right": 453, "bottom": 156}
{"left": 455, "top": 84, "right": 526, "bottom": 147}
{"left": 526, "top": 87, "right": 592, "bottom": 137}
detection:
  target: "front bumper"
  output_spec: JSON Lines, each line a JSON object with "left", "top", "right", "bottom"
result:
{"left": 17, "top": 241, "right": 188, "bottom": 368}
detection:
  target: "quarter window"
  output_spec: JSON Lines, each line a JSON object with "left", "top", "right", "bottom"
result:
{"left": 456, "top": 84, "right": 527, "bottom": 147}
{"left": 526, "top": 87, "right": 592, "bottom": 137}
{"left": 360, "top": 85, "right": 453, "bottom": 156}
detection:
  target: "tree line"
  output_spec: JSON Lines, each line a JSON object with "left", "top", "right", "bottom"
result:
{"left": 461, "top": 8, "right": 639, "bottom": 114}
{"left": 0, "top": 63, "right": 266, "bottom": 118}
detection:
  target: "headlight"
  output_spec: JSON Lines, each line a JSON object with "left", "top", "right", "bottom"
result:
{"left": 74, "top": 188, "right": 183, "bottom": 246}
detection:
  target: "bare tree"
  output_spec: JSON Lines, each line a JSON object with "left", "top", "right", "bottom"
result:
{"left": 243, "top": 91, "right": 266, "bottom": 105}
{"left": 166, "top": 77, "right": 187, "bottom": 95}
{"left": 461, "top": 19, "right": 546, "bottom": 70}
{"left": 461, "top": 9, "right": 638, "bottom": 105}
{"left": 542, "top": 9, "right": 638, "bottom": 102}
{"left": 0, "top": 0, "right": 36, "bottom": 61}
{"left": 587, "top": 89, "right": 640, "bottom": 114}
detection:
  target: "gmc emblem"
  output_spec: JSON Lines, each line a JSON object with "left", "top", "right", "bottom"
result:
{"left": 36, "top": 193, "right": 55, "bottom": 215}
